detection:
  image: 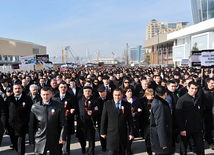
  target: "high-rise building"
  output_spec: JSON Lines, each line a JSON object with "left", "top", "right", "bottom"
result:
{"left": 191, "top": 0, "right": 214, "bottom": 24}
{"left": 146, "top": 19, "right": 188, "bottom": 40}
{"left": 130, "top": 46, "right": 146, "bottom": 64}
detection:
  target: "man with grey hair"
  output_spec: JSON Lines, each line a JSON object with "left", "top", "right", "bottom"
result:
{"left": 22, "top": 79, "right": 29, "bottom": 94}
{"left": 28, "top": 84, "right": 41, "bottom": 104}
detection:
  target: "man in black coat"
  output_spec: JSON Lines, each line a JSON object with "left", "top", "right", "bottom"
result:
{"left": 67, "top": 78, "right": 81, "bottom": 99}
{"left": 97, "top": 85, "right": 111, "bottom": 152}
{"left": 0, "top": 95, "right": 6, "bottom": 145}
{"left": 176, "top": 81, "right": 204, "bottom": 155}
{"left": 202, "top": 78, "right": 214, "bottom": 149}
{"left": 101, "top": 75, "right": 115, "bottom": 100}
{"left": 7, "top": 83, "right": 33, "bottom": 155}
{"left": 100, "top": 88, "right": 134, "bottom": 155}
{"left": 50, "top": 79, "right": 59, "bottom": 96}
{"left": 29, "top": 87, "right": 66, "bottom": 155}
{"left": 28, "top": 84, "right": 41, "bottom": 104}
{"left": 52, "top": 81, "right": 76, "bottom": 155}
{"left": 150, "top": 86, "right": 174, "bottom": 155}
{"left": 76, "top": 86, "right": 100, "bottom": 155}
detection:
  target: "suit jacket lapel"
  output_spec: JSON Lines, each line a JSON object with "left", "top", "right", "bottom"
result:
{"left": 111, "top": 100, "right": 118, "bottom": 115}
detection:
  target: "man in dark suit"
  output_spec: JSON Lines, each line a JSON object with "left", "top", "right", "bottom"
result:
{"left": 100, "top": 88, "right": 134, "bottom": 155}
{"left": 0, "top": 95, "right": 6, "bottom": 146}
{"left": 150, "top": 86, "right": 174, "bottom": 155}
{"left": 29, "top": 87, "right": 66, "bottom": 155}
{"left": 52, "top": 81, "right": 76, "bottom": 155}
{"left": 7, "top": 83, "right": 33, "bottom": 155}
{"left": 97, "top": 85, "right": 111, "bottom": 152}
{"left": 43, "top": 75, "right": 50, "bottom": 87}
{"left": 28, "top": 84, "right": 41, "bottom": 104}
{"left": 102, "top": 75, "right": 115, "bottom": 99}
{"left": 76, "top": 86, "right": 100, "bottom": 155}
{"left": 67, "top": 78, "right": 81, "bottom": 99}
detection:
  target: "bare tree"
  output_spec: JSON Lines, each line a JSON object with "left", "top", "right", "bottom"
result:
{"left": 122, "top": 49, "right": 129, "bottom": 66}
{"left": 143, "top": 54, "right": 150, "bottom": 65}
{"left": 189, "top": 42, "right": 199, "bottom": 66}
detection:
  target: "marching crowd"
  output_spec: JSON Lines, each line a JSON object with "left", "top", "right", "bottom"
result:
{"left": 0, "top": 66, "right": 213, "bottom": 155}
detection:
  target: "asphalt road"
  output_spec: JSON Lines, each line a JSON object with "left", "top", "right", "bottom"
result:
{"left": 1, "top": 131, "right": 214, "bottom": 155}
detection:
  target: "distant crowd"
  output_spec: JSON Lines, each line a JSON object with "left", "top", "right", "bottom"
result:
{"left": 0, "top": 66, "right": 213, "bottom": 155}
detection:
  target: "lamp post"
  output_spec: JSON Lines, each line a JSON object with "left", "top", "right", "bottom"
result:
{"left": 112, "top": 52, "right": 115, "bottom": 64}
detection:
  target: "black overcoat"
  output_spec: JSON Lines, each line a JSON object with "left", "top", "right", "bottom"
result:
{"left": 29, "top": 99, "right": 66, "bottom": 154}
{"left": 52, "top": 92, "right": 76, "bottom": 135}
{"left": 150, "top": 95, "right": 174, "bottom": 154}
{"left": 100, "top": 100, "right": 134, "bottom": 152}
{"left": 76, "top": 95, "right": 100, "bottom": 140}
{"left": 7, "top": 93, "right": 33, "bottom": 136}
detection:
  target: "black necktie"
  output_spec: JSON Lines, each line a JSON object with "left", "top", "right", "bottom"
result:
{"left": 116, "top": 102, "right": 120, "bottom": 113}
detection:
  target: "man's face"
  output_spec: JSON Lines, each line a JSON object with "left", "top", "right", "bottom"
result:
{"left": 134, "top": 78, "right": 139, "bottom": 83}
{"left": 66, "top": 78, "right": 70, "bottom": 83}
{"left": 103, "top": 79, "right": 109, "bottom": 85}
{"left": 141, "top": 80, "right": 149, "bottom": 89}
{"left": 207, "top": 80, "right": 214, "bottom": 90}
{"left": 116, "top": 74, "right": 120, "bottom": 79}
{"left": 146, "top": 77, "right": 151, "bottom": 83}
{"left": 22, "top": 80, "right": 27, "bottom": 87}
{"left": 40, "top": 90, "right": 52, "bottom": 103}
{"left": 70, "top": 81, "right": 76, "bottom": 88}
{"left": 83, "top": 89, "right": 92, "bottom": 98}
{"left": 13, "top": 85, "right": 22, "bottom": 96}
{"left": 30, "top": 87, "right": 38, "bottom": 95}
{"left": 161, "top": 82, "right": 167, "bottom": 87}
{"left": 51, "top": 81, "right": 57, "bottom": 88}
{"left": 167, "top": 83, "right": 177, "bottom": 92}
{"left": 58, "top": 84, "right": 67, "bottom": 94}
{"left": 155, "top": 76, "right": 161, "bottom": 83}
{"left": 26, "top": 77, "right": 31, "bottom": 82}
{"left": 187, "top": 84, "right": 198, "bottom": 96}
{"left": 57, "top": 78, "right": 62, "bottom": 84}
{"left": 113, "top": 90, "right": 123, "bottom": 102}
{"left": 40, "top": 79, "right": 45, "bottom": 85}
{"left": 84, "top": 82, "right": 91, "bottom": 86}
{"left": 99, "top": 90, "right": 107, "bottom": 99}
{"left": 6, "top": 91, "right": 13, "bottom": 97}
{"left": 2, "top": 82, "right": 8, "bottom": 87}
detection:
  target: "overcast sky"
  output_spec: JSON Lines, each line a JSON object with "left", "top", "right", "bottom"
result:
{"left": 0, "top": 0, "right": 192, "bottom": 59}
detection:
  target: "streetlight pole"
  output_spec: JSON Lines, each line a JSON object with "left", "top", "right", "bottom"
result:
{"left": 112, "top": 52, "right": 115, "bottom": 64}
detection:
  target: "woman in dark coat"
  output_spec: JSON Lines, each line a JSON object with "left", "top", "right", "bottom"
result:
{"left": 139, "top": 88, "right": 154, "bottom": 155}
{"left": 122, "top": 86, "right": 143, "bottom": 155}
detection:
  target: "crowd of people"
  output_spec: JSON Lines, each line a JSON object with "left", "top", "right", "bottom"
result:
{"left": 0, "top": 66, "right": 213, "bottom": 155}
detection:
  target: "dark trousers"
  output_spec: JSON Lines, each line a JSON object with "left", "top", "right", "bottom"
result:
{"left": 35, "top": 143, "right": 59, "bottom": 155}
{"left": 108, "top": 142, "right": 125, "bottom": 155}
{"left": 204, "top": 112, "right": 213, "bottom": 144}
{"left": 78, "top": 138, "right": 95, "bottom": 155}
{"left": 144, "top": 126, "right": 152, "bottom": 155}
{"left": 100, "top": 136, "right": 106, "bottom": 150}
{"left": 59, "top": 134, "right": 71, "bottom": 155}
{"left": 127, "top": 139, "right": 133, "bottom": 154}
{"left": 10, "top": 135, "right": 25, "bottom": 155}
{"left": 180, "top": 131, "right": 204, "bottom": 155}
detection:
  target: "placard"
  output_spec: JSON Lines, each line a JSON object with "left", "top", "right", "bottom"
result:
{"left": 192, "top": 51, "right": 201, "bottom": 66}
{"left": 201, "top": 50, "right": 214, "bottom": 68}
{"left": 20, "top": 55, "right": 35, "bottom": 66}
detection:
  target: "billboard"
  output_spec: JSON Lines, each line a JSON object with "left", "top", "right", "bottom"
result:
{"left": 192, "top": 51, "right": 201, "bottom": 66}
{"left": 20, "top": 55, "right": 35, "bottom": 66}
{"left": 36, "top": 55, "right": 49, "bottom": 64}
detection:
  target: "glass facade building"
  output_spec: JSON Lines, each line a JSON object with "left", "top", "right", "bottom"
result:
{"left": 191, "top": 0, "right": 214, "bottom": 24}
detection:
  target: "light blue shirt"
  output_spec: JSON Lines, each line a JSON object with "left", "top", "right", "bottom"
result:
{"left": 43, "top": 100, "right": 50, "bottom": 105}
{"left": 114, "top": 100, "right": 122, "bottom": 110}
{"left": 72, "top": 87, "right": 76, "bottom": 95}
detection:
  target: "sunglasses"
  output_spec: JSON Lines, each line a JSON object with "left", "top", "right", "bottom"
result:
{"left": 94, "top": 82, "right": 98, "bottom": 83}
{"left": 124, "top": 82, "right": 129, "bottom": 84}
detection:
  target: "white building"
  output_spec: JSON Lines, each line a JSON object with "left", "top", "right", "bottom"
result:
{"left": 167, "top": 18, "right": 214, "bottom": 66}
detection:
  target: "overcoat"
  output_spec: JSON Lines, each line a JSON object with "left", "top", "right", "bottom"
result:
{"left": 52, "top": 92, "right": 76, "bottom": 135}
{"left": 7, "top": 93, "right": 33, "bottom": 136}
{"left": 29, "top": 99, "right": 66, "bottom": 154}
{"left": 100, "top": 99, "right": 134, "bottom": 151}
{"left": 150, "top": 95, "right": 174, "bottom": 154}
{"left": 76, "top": 95, "right": 100, "bottom": 140}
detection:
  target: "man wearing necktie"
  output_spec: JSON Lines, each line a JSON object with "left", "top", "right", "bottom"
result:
{"left": 100, "top": 88, "right": 134, "bottom": 155}
{"left": 29, "top": 87, "right": 66, "bottom": 155}
{"left": 7, "top": 83, "right": 33, "bottom": 155}
{"left": 52, "top": 81, "right": 76, "bottom": 155}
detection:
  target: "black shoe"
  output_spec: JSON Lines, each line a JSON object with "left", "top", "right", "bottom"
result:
{"left": 81, "top": 148, "right": 86, "bottom": 154}
{"left": 102, "top": 148, "right": 107, "bottom": 152}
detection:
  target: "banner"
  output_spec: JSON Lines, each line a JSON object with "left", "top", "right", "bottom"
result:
{"left": 181, "top": 59, "right": 189, "bottom": 65}
{"left": 36, "top": 55, "right": 49, "bottom": 64}
{"left": 201, "top": 50, "right": 214, "bottom": 68}
{"left": 11, "top": 64, "right": 19, "bottom": 69}
{"left": 20, "top": 55, "right": 35, "bottom": 66}
{"left": 192, "top": 51, "right": 201, "bottom": 66}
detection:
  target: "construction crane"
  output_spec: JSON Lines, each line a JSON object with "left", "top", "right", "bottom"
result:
{"left": 62, "top": 48, "right": 64, "bottom": 64}
{"left": 97, "top": 51, "right": 99, "bottom": 64}
{"left": 65, "top": 46, "right": 79, "bottom": 64}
